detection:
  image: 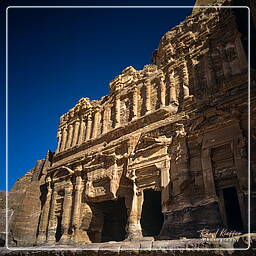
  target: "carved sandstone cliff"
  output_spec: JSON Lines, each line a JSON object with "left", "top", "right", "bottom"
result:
{"left": 2, "top": 0, "right": 256, "bottom": 249}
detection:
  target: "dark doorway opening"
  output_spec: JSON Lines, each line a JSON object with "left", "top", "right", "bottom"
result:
{"left": 141, "top": 189, "right": 164, "bottom": 238}
{"left": 223, "top": 187, "right": 243, "bottom": 231}
{"left": 101, "top": 198, "right": 127, "bottom": 242}
{"left": 55, "top": 216, "right": 63, "bottom": 242}
{"left": 0, "top": 238, "right": 5, "bottom": 247}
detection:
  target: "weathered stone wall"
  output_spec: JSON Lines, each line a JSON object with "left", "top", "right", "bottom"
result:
{"left": 8, "top": 181, "right": 41, "bottom": 246}
{"left": 0, "top": 191, "right": 7, "bottom": 246}
{"left": 33, "top": 1, "right": 254, "bottom": 247}
{"left": 0, "top": 167, "right": 47, "bottom": 247}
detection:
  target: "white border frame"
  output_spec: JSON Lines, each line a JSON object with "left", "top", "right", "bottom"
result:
{"left": 5, "top": 5, "right": 251, "bottom": 251}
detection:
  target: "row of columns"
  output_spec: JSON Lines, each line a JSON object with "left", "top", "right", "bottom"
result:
{"left": 130, "top": 77, "right": 170, "bottom": 120}
{"left": 36, "top": 172, "right": 89, "bottom": 245}
{"left": 56, "top": 76, "right": 178, "bottom": 153}
{"left": 56, "top": 111, "right": 99, "bottom": 153}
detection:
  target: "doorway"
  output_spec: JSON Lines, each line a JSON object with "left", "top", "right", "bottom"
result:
{"left": 140, "top": 189, "right": 164, "bottom": 238}
{"left": 55, "top": 216, "right": 62, "bottom": 242}
{"left": 101, "top": 198, "right": 127, "bottom": 242}
{"left": 223, "top": 187, "right": 243, "bottom": 231}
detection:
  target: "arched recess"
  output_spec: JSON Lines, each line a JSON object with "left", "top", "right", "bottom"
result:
{"left": 52, "top": 166, "right": 74, "bottom": 182}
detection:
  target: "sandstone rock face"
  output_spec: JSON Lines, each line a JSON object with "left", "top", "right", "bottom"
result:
{"left": 0, "top": 191, "right": 7, "bottom": 246}
{"left": 2, "top": 0, "right": 255, "bottom": 249}
{"left": 8, "top": 181, "right": 41, "bottom": 246}
{"left": 0, "top": 157, "right": 52, "bottom": 247}
{"left": 0, "top": 170, "right": 41, "bottom": 247}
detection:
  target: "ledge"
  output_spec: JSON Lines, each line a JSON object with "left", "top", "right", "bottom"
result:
{"left": 1, "top": 234, "right": 255, "bottom": 255}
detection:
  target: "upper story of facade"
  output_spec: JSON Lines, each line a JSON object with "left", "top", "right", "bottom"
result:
{"left": 54, "top": 3, "right": 249, "bottom": 158}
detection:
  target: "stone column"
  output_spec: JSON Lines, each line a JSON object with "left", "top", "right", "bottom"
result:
{"left": 56, "top": 129, "right": 62, "bottom": 153}
{"left": 183, "top": 61, "right": 189, "bottom": 86}
{"left": 159, "top": 77, "right": 166, "bottom": 107}
{"left": 85, "top": 114, "right": 92, "bottom": 140}
{"left": 92, "top": 109, "right": 100, "bottom": 139}
{"left": 132, "top": 87, "right": 138, "bottom": 120}
{"left": 66, "top": 124, "right": 74, "bottom": 149}
{"left": 127, "top": 183, "right": 143, "bottom": 241}
{"left": 201, "top": 148, "right": 217, "bottom": 198}
{"left": 60, "top": 126, "right": 68, "bottom": 151}
{"left": 115, "top": 96, "right": 120, "bottom": 128}
{"left": 145, "top": 81, "right": 151, "bottom": 114}
{"left": 46, "top": 186, "right": 58, "bottom": 245}
{"left": 71, "top": 172, "right": 91, "bottom": 244}
{"left": 235, "top": 34, "right": 247, "bottom": 71}
{"left": 72, "top": 120, "right": 80, "bottom": 147}
{"left": 59, "top": 182, "right": 73, "bottom": 244}
{"left": 36, "top": 178, "right": 52, "bottom": 245}
{"left": 126, "top": 169, "right": 143, "bottom": 241}
{"left": 102, "top": 106, "right": 109, "bottom": 134}
{"left": 159, "top": 159, "right": 170, "bottom": 212}
{"left": 77, "top": 117, "right": 86, "bottom": 144}
{"left": 72, "top": 175, "right": 82, "bottom": 232}
{"left": 203, "top": 54, "right": 212, "bottom": 88}
{"left": 110, "top": 158, "right": 119, "bottom": 197}
{"left": 169, "top": 82, "right": 177, "bottom": 103}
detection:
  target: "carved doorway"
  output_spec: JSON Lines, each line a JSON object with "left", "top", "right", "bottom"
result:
{"left": 55, "top": 216, "right": 62, "bottom": 242}
{"left": 223, "top": 187, "right": 243, "bottom": 231}
{"left": 101, "top": 198, "right": 127, "bottom": 242}
{"left": 140, "top": 189, "right": 163, "bottom": 238}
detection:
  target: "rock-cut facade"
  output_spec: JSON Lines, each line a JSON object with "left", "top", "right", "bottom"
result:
{"left": 1, "top": 0, "right": 256, "bottom": 247}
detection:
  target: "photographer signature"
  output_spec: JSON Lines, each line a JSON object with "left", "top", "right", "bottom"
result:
{"left": 198, "top": 228, "right": 242, "bottom": 238}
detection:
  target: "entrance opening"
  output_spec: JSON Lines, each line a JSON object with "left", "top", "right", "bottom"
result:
{"left": 223, "top": 187, "right": 243, "bottom": 231}
{"left": 141, "top": 189, "right": 164, "bottom": 238}
{"left": 101, "top": 198, "right": 127, "bottom": 242}
{"left": 0, "top": 238, "right": 5, "bottom": 247}
{"left": 55, "top": 216, "right": 62, "bottom": 242}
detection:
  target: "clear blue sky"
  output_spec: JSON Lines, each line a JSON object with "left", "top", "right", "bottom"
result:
{"left": 0, "top": 0, "right": 195, "bottom": 191}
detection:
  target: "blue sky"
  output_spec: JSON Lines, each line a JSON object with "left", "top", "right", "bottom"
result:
{"left": 0, "top": 0, "right": 195, "bottom": 191}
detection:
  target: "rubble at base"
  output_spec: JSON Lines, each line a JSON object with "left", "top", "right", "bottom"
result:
{"left": 0, "top": 234, "right": 255, "bottom": 256}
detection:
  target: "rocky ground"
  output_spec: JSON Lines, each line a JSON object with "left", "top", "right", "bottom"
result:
{"left": 0, "top": 234, "right": 255, "bottom": 256}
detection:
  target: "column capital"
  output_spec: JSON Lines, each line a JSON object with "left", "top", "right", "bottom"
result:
{"left": 94, "top": 105, "right": 101, "bottom": 112}
{"left": 57, "top": 129, "right": 62, "bottom": 136}
{"left": 87, "top": 113, "right": 92, "bottom": 121}
{"left": 46, "top": 176, "right": 52, "bottom": 184}
{"left": 66, "top": 179, "right": 73, "bottom": 185}
{"left": 74, "top": 119, "right": 80, "bottom": 125}
{"left": 159, "top": 77, "right": 165, "bottom": 84}
{"left": 65, "top": 184, "right": 73, "bottom": 194}
{"left": 159, "top": 73, "right": 165, "bottom": 81}
{"left": 74, "top": 164, "right": 83, "bottom": 173}
{"left": 144, "top": 80, "right": 151, "bottom": 88}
